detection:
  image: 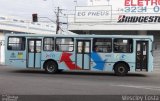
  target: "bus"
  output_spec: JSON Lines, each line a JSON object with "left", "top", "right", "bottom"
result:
{"left": 5, "top": 34, "right": 154, "bottom": 76}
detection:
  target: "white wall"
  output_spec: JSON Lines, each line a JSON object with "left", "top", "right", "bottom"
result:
{"left": 0, "top": 32, "right": 5, "bottom": 64}
{"left": 0, "top": 16, "right": 56, "bottom": 35}
{"left": 68, "top": 22, "right": 160, "bottom": 31}
{"left": 87, "top": 0, "right": 108, "bottom": 6}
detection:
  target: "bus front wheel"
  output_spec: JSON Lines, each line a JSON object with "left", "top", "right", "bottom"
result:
{"left": 45, "top": 61, "right": 58, "bottom": 74}
{"left": 114, "top": 63, "right": 128, "bottom": 76}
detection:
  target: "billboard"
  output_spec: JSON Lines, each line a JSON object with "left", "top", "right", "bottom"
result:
{"left": 75, "top": 6, "right": 112, "bottom": 22}
{"left": 117, "top": 0, "right": 160, "bottom": 24}
{"left": 75, "top": 0, "right": 160, "bottom": 24}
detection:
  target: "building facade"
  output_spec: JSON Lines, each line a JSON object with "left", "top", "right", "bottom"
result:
{"left": 67, "top": 0, "right": 160, "bottom": 67}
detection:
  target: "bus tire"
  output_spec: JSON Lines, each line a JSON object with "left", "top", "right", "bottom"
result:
{"left": 114, "top": 63, "right": 128, "bottom": 76}
{"left": 57, "top": 69, "right": 63, "bottom": 73}
{"left": 44, "top": 61, "right": 58, "bottom": 74}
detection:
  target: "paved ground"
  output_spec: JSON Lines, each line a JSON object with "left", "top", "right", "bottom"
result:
{"left": 0, "top": 65, "right": 160, "bottom": 95}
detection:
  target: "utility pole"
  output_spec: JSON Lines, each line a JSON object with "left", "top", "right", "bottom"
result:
{"left": 74, "top": 0, "right": 78, "bottom": 6}
{"left": 107, "top": 0, "right": 110, "bottom": 5}
{"left": 56, "top": 7, "right": 60, "bottom": 34}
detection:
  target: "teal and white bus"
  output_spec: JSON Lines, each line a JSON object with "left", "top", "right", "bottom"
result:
{"left": 5, "top": 34, "right": 154, "bottom": 76}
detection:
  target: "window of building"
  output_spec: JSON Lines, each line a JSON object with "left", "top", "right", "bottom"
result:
{"left": 56, "top": 38, "right": 74, "bottom": 52}
{"left": 8, "top": 37, "right": 25, "bottom": 50}
{"left": 0, "top": 17, "right": 5, "bottom": 20}
{"left": 43, "top": 37, "right": 54, "bottom": 51}
{"left": 20, "top": 20, "right": 25, "bottom": 23}
{"left": 13, "top": 19, "right": 18, "bottom": 22}
{"left": 113, "top": 39, "right": 133, "bottom": 53}
{"left": 93, "top": 38, "right": 112, "bottom": 53}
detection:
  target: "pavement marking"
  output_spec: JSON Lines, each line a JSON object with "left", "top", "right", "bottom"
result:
{"left": 113, "top": 84, "right": 160, "bottom": 91}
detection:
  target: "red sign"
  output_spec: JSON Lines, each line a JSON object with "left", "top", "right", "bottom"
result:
{"left": 125, "top": 0, "right": 160, "bottom": 6}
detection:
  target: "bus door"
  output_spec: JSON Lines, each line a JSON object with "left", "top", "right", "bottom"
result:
{"left": 76, "top": 40, "right": 91, "bottom": 70}
{"left": 27, "top": 39, "right": 42, "bottom": 68}
{"left": 136, "top": 41, "right": 148, "bottom": 71}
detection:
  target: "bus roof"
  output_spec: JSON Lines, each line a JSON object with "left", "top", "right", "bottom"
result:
{"left": 5, "top": 33, "right": 154, "bottom": 40}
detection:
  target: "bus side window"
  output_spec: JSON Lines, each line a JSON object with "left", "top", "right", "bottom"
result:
{"left": 94, "top": 46, "right": 99, "bottom": 52}
{"left": 7, "top": 37, "right": 26, "bottom": 51}
{"left": 43, "top": 37, "right": 54, "bottom": 51}
{"left": 56, "top": 38, "right": 74, "bottom": 52}
{"left": 55, "top": 45, "right": 59, "bottom": 51}
{"left": 93, "top": 38, "right": 112, "bottom": 53}
{"left": 113, "top": 38, "right": 133, "bottom": 53}
{"left": 7, "top": 45, "right": 11, "bottom": 50}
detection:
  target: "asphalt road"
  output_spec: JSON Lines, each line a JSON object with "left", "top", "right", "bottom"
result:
{"left": 0, "top": 65, "right": 160, "bottom": 95}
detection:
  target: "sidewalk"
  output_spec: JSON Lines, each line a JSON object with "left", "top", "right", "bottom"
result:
{"left": 0, "top": 62, "right": 5, "bottom": 66}
{"left": 154, "top": 68, "right": 160, "bottom": 70}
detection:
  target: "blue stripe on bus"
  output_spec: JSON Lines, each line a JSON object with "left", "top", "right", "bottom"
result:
{"left": 91, "top": 52, "right": 105, "bottom": 70}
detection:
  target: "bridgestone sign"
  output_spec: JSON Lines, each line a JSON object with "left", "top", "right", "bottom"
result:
{"left": 118, "top": 15, "right": 160, "bottom": 23}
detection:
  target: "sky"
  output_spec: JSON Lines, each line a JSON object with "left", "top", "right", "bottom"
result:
{"left": 0, "top": 0, "right": 86, "bottom": 21}
{"left": 0, "top": 0, "right": 124, "bottom": 23}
